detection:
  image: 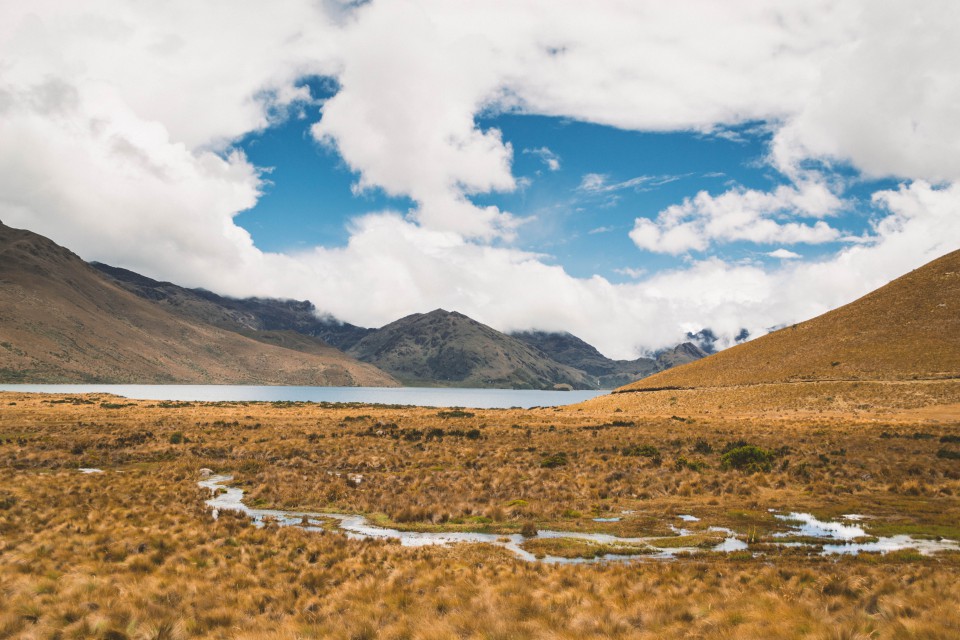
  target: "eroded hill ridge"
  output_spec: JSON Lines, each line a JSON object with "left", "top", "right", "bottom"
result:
{"left": 0, "top": 221, "right": 397, "bottom": 386}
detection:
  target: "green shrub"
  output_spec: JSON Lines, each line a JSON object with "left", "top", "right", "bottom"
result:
{"left": 437, "top": 410, "right": 474, "bottom": 418}
{"left": 674, "top": 455, "right": 706, "bottom": 472}
{"left": 721, "top": 439, "right": 751, "bottom": 454}
{"left": 540, "top": 452, "right": 569, "bottom": 468}
{"left": 720, "top": 445, "right": 775, "bottom": 473}
{"left": 692, "top": 438, "right": 713, "bottom": 454}
{"left": 622, "top": 444, "right": 662, "bottom": 466}
{"left": 169, "top": 431, "right": 184, "bottom": 445}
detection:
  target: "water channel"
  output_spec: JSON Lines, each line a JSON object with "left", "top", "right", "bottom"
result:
{"left": 198, "top": 474, "right": 960, "bottom": 564}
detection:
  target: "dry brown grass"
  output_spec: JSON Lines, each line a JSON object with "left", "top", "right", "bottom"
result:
{"left": 619, "top": 248, "right": 960, "bottom": 392}
{"left": 1, "top": 391, "right": 959, "bottom": 638}
{"left": 590, "top": 379, "right": 960, "bottom": 418}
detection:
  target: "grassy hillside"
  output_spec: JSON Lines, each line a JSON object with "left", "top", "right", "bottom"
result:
{"left": 619, "top": 248, "right": 960, "bottom": 392}
{"left": 0, "top": 222, "right": 398, "bottom": 386}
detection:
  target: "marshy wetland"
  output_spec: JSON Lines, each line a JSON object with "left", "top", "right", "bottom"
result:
{"left": 2, "top": 391, "right": 960, "bottom": 638}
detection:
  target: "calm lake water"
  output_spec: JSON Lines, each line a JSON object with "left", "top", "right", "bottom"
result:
{"left": 0, "top": 384, "right": 607, "bottom": 409}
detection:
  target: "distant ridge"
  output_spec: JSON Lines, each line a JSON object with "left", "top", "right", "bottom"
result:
{"left": 92, "top": 263, "right": 373, "bottom": 351}
{"left": 96, "top": 267, "right": 705, "bottom": 390}
{"left": 346, "top": 310, "right": 597, "bottom": 389}
{"left": 511, "top": 331, "right": 706, "bottom": 388}
{"left": 617, "top": 248, "right": 960, "bottom": 393}
{"left": 0, "top": 222, "right": 398, "bottom": 386}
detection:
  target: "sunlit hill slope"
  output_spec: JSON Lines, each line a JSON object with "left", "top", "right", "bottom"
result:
{"left": 593, "top": 249, "right": 960, "bottom": 414}
{"left": 0, "top": 221, "right": 398, "bottom": 386}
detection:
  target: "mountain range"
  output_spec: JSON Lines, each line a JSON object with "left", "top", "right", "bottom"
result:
{"left": 1, "top": 221, "right": 703, "bottom": 388}
{"left": 510, "top": 330, "right": 706, "bottom": 388}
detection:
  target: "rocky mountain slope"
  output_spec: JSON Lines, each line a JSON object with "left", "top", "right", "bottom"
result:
{"left": 92, "top": 263, "right": 373, "bottom": 351}
{"left": 347, "top": 310, "right": 597, "bottom": 389}
{"left": 0, "top": 222, "right": 398, "bottom": 386}
{"left": 654, "top": 342, "right": 711, "bottom": 370}
{"left": 511, "top": 331, "right": 706, "bottom": 388}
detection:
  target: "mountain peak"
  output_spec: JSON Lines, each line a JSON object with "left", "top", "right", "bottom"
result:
{"left": 349, "top": 311, "right": 595, "bottom": 389}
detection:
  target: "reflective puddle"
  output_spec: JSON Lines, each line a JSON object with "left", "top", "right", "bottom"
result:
{"left": 774, "top": 512, "right": 867, "bottom": 540}
{"left": 199, "top": 476, "right": 960, "bottom": 563}
{"left": 773, "top": 512, "right": 960, "bottom": 556}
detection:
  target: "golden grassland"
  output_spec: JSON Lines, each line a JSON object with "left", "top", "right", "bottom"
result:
{"left": 594, "top": 379, "right": 960, "bottom": 418}
{"left": 1, "top": 391, "right": 960, "bottom": 639}
{"left": 618, "top": 249, "right": 960, "bottom": 392}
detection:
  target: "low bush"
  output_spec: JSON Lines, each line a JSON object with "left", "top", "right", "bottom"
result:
{"left": 540, "top": 452, "right": 568, "bottom": 468}
{"left": 674, "top": 456, "right": 706, "bottom": 472}
{"left": 692, "top": 439, "right": 713, "bottom": 455}
{"left": 622, "top": 444, "right": 662, "bottom": 466}
{"left": 721, "top": 445, "right": 776, "bottom": 473}
{"left": 437, "top": 410, "right": 474, "bottom": 419}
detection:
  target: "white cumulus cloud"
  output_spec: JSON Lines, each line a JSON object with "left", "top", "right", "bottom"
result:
{"left": 0, "top": 0, "right": 958, "bottom": 359}
{"left": 630, "top": 182, "right": 844, "bottom": 255}
{"left": 768, "top": 249, "right": 802, "bottom": 260}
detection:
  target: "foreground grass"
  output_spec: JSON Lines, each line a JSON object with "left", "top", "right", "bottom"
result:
{"left": 1, "top": 392, "right": 959, "bottom": 638}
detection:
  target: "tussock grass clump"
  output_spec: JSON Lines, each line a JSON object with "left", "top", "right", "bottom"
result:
{"left": 648, "top": 533, "right": 727, "bottom": 549}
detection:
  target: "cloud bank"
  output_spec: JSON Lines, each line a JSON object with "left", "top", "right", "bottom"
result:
{"left": 1, "top": 1, "right": 958, "bottom": 359}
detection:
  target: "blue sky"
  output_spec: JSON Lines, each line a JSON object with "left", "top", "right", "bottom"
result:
{"left": 237, "top": 89, "right": 898, "bottom": 283}
{"left": 236, "top": 78, "right": 414, "bottom": 251}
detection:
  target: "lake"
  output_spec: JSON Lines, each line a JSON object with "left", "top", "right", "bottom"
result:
{"left": 0, "top": 384, "right": 607, "bottom": 409}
